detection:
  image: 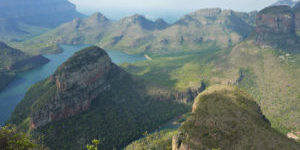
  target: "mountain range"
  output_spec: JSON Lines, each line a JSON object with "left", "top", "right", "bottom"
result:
{"left": 17, "top": 8, "right": 256, "bottom": 55}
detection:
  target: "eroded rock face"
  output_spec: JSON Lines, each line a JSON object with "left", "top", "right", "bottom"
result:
{"left": 151, "top": 82, "right": 206, "bottom": 103}
{"left": 31, "top": 46, "right": 115, "bottom": 128}
{"left": 255, "top": 6, "right": 298, "bottom": 48}
{"left": 293, "top": 2, "right": 300, "bottom": 31}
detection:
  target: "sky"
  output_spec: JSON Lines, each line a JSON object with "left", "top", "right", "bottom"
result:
{"left": 69, "top": 0, "right": 279, "bottom": 22}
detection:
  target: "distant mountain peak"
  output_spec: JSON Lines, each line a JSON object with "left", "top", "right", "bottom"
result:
{"left": 120, "top": 14, "right": 168, "bottom": 30}
{"left": 123, "top": 14, "right": 149, "bottom": 23}
{"left": 89, "top": 12, "right": 109, "bottom": 22}
{"left": 194, "top": 8, "right": 222, "bottom": 14}
{"left": 272, "top": 0, "right": 300, "bottom": 7}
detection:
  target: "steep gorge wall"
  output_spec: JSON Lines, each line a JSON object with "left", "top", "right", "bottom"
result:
{"left": 30, "top": 46, "right": 115, "bottom": 128}
{"left": 255, "top": 5, "right": 300, "bottom": 50}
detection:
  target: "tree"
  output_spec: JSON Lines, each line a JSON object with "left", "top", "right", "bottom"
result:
{"left": 86, "top": 139, "right": 100, "bottom": 150}
{"left": 0, "top": 124, "right": 36, "bottom": 150}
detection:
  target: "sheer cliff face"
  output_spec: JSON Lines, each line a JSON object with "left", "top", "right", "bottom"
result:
{"left": 0, "top": 0, "right": 83, "bottom": 27}
{"left": 255, "top": 6, "right": 299, "bottom": 49}
{"left": 294, "top": 3, "right": 300, "bottom": 32}
{"left": 30, "top": 46, "right": 118, "bottom": 128}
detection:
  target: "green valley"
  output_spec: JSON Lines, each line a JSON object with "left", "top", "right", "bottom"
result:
{"left": 1, "top": 0, "right": 300, "bottom": 150}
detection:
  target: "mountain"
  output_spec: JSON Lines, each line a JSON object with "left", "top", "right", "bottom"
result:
{"left": 138, "top": 8, "right": 253, "bottom": 54}
{"left": 123, "top": 5, "right": 300, "bottom": 141}
{"left": 272, "top": 0, "right": 299, "bottom": 7}
{"left": 0, "top": 17, "right": 26, "bottom": 37}
{"left": 0, "top": 16, "right": 50, "bottom": 42}
{"left": 21, "top": 8, "right": 254, "bottom": 55}
{"left": 98, "top": 14, "right": 170, "bottom": 54}
{"left": 15, "top": 12, "right": 111, "bottom": 54}
{"left": 294, "top": 2, "right": 300, "bottom": 34}
{"left": 0, "top": 0, "right": 84, "bottom": 28}
{"left": 9, "top": 46, "right": 191, "bottom": 149}
{"left": 0, "top": 41, "right": 49, "bottom": 91}
{"left": 0, "top": 0, "right": 83, "bottom": 42}
{"left": 255, "top": 5, "right": 299, "bottom": 50}
{"left": 172, "top": 85, "right": 300, "bottom": 150}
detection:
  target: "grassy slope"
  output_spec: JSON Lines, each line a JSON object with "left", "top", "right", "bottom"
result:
{"left": 125, "top": 129, "right": 177, "bottom": 150}
{"left": 0, "top": 22, "right": 50, "bottom": 43}
{"left": 123, "top": 40, "right": 300, "bottom": 134}
{"left": 178, "top": 85, "right": 300, "bottom": 150}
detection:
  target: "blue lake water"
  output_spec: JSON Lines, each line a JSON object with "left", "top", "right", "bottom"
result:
{"left": 0, "top": 45, "right": 146, "bottom": 125}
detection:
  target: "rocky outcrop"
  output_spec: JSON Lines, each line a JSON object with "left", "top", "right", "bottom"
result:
{"left": 293, "top": 2, "right": 300, "bottom": 32}
{"left": 0, "top": 0, "right": 83, "bottom": 27}
{"left": 255, "top": 5, "right": 299, "bottom": 49}
{"left": 173, "top": 85, "right": 300, "bottom": 150}
{"left": 152, "top": 81, "right": 206, "bottom": 103}
{"left": 30, "top": 46, "right": 120, "bottom": 128}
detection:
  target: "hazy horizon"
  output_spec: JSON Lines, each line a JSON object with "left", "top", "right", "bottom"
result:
{"left": 69, "top": 0, "right": 280, "bottom": 22}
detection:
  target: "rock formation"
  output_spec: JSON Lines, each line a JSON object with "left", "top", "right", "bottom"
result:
{"left": 255, "top": 5, "right": 299, "bottom": 49}
{"left": 10, "top": 46, "right": 190, "bottom": 149}
{"left": 293, "top": 2, "right": 300, "bottom": 31}
{"left": 30, "top": 46, "right": 119, "bottom": 128}
{"left": 173, "top": 85, "right": 300, "bottom": 150}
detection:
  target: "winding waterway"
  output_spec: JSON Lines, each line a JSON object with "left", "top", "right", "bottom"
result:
{"left": 0, "top": 45, "right": 146, "bottom": 125}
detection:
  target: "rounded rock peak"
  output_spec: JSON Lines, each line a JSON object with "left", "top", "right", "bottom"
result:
{"left": 259, "top": 5, "right": 293, "bottom": 15}
{"left": 55, "top": 46, "right": 111, "bottom": 75}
